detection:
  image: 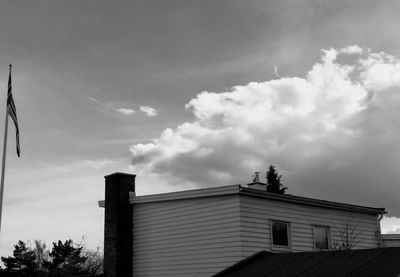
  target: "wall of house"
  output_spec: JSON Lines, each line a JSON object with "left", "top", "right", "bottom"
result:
{"left": 382, "top": 234, "right": 400, "bottom": 247}
{"left": 239, "top": 195, "right": 380, "bottom": 258}
{"left": 132, "top": 194, "right": 242, "bottom": 277}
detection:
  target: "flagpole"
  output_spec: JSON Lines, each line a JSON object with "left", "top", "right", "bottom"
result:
{"left": 0, "top": 105, "right": 9, "bottom": 232}
{"left": 0, "top": 65, "right": 11, "bottom": 232}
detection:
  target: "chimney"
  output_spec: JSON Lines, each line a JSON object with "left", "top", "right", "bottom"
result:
{"left": 103, "top": 172, "right": 136, "bottom": 277}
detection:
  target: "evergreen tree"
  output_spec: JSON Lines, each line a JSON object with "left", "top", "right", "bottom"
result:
{"left": 1, "top": 240, "right": 37, "bottom": 272}
{"left": 266, "top": 164, "right": 287, "bottom": 194}
{"left": 0, "top": 239, "right": 101, "bottom": 276}
{"left": 48, "top": 239, "right": 87, "bottom": 275}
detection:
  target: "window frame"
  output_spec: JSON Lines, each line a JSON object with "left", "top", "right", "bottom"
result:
{"left": 271, "top": 220, "right": 291, "bottom": 250}
{"left": 312, "top": 225, "right": 331, "bottom": 251}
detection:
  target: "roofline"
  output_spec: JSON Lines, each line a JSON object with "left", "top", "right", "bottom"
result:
{"left": 130, "top": 185, "right": 240, "bottom": 204}
{"left": 99, "top": 185, "right": 239, "bottom": 207}
{"left": 114, "top": 184, "right": 386, "bottom": 215}
{"left": 240, "top": 187, "right": 386, "bottom": 215}
{"left": 212, "top": 248, "right": 400, "bottom": 277}
{"left": 212, "top": 251, "right": 270, "bottom": 277}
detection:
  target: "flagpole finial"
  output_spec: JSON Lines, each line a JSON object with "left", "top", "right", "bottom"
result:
{"left": 9, "top": 64, "right": 11, "bottom": 68}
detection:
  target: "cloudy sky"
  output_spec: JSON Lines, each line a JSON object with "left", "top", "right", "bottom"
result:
{"left": 1, "top": 0, "right": 400, "bottom": 257}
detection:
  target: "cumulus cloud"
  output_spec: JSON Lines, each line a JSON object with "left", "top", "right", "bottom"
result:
{"left": 117, "top": 108, "right": 135, "bottom": 116}
{"left": 130, "top": 46, "right": 400, "bottom": 217}
{"left": 139, "top": 106, "right": 158, "bottom": 117}
{"left": 381, "top": 216, "right": 400, "bottom": 234}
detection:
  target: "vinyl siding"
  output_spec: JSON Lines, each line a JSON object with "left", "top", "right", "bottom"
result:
{"left": 132, "top": 194, "right": 242, "bottom": 277}
{"left": 131, "top": 190, "right": 382, "bottom": 276}
{"left": 382, "top": 239, "right": 400, "bottom": 247}
{"left": 382, "top": 234, "right": 400, "bottom": 247}
{"left": 239, "top": 195, "right": 380, "bottom": 257}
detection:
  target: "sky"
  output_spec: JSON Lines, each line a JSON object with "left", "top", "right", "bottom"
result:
{"left": 1, "top": 0, "right": 400, "bottom": 258}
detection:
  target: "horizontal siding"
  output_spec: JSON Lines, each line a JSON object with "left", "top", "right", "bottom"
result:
{"left": 382, "top": 235, "right": 400, "bottom": 247}
{"left": 134, "top": 197, "right": 238, "bottom": 220}
{"left": 239, "top": 195, "right": 380, "bottom": 256}
{"left": 133, "top": 265, "right": 231, "bottom": 277}
{"left": 133, "top": 194, "right": 242, "bottom": 277}
{"left": 383, "top": 240, "right": 400, "bottom": 247}
{"left": 132, "top": 190, "right": 382, "bottom": 276}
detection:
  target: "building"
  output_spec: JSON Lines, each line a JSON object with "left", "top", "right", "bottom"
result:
{"left": 382, "top": 234, "right": 400, "bottom": 247}
{"left": 100, "top": 173, "right": 386, "bottom": 277}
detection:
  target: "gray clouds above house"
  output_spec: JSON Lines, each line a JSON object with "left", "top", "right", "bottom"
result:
{"left": 131, "top": 46, "right": 400, "bottom": 217}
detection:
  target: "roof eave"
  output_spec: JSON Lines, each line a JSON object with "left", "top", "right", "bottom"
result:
{"left": 239, "top": 187, "right": 386, "bottom": 215}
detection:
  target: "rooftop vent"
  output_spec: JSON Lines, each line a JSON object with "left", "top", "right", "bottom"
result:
{"left": 247, "top": 172, "right": 267, "bottom": 191}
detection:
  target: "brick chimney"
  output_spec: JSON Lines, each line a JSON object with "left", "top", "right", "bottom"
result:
{"left": 103, "top": 172, "right": 136, "bottom": 277}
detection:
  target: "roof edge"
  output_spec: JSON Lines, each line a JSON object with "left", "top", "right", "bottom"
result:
{"left": 104, "top": 172, "right": 136, "bottom": 178}
{"left": 240, "top": 187, "right": 386, "bottom": 215}
{"left": 130, "top": 184, "right": 241, "bottom": 204}
{"left": 103, "top": 182, "right": 385, "bottom": 215}
{"left": 212, "top": 251, "right": 270, "bottom": 277}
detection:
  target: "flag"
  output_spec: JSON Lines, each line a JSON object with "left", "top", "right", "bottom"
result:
{"left": 7, "top": 65, "right": 20, "bottom": 157}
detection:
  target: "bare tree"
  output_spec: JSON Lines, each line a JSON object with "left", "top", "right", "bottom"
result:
{"left": 82, "top": 247, "right": 103, "bottom": 275}
{"left": 332, "top": 216, "right": 363, "bottom": 250}
{"left": 76, "top": 236, "right": 103, "bottom": 275}
{"left": 33, "top": 240, "right": 50, "bottom": 270}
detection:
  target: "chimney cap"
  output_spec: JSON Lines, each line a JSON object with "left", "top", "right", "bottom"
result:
{"left": 104, "top": 172, "right": 136, "bottom": 179}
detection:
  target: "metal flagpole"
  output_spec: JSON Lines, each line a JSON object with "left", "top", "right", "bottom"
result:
{"left": 0, "top": 103, "right": 9, "bottom": 232}
{"left": 0, "top": 64, "right": 17, "bottom": 232}
{"left": 0, "top": 65, "right": 11, "bottom": 232}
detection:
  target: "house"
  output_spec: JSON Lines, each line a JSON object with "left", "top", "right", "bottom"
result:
{"left": 382, "top": 234, "right": 400, "bottom": 247}
{"left": 99, "top": 172, "right": 386, "bottom": 277}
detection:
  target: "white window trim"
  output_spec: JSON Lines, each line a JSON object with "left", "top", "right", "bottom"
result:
{"left": 271, "top": 220, "right": 291, "bottom": 251}
{"left": 312, "top": 225, "right": 331, "bottom": 251}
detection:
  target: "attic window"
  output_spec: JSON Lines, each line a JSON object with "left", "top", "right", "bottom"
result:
{"left": 272, "top": 221, "right": 289, "bottom": 246}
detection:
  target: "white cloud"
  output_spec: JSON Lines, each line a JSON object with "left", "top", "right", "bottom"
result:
{"left": 139, "top": 106, "right": 158, "bottom": 117}
{"left": 338, "top": 45, "right": 363, "bottom": 55}
{"left": 130, "top": 46, "right": 400, "bottom": 217}
{"left": 117, "top": 108, "right": 135, "bottom": 116}
{"left": 359, "top": 52, "right": 400, "bottom": 91}
{"left": 381, "top": 216, "right": 400, "bottom": 234}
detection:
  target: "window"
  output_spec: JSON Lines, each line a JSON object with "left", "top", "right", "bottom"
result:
{"left": 272, "top": 221, "right": 289, "bottom": 246}
{"left": 313, "top": 226, "right": 330, "bottom": 250}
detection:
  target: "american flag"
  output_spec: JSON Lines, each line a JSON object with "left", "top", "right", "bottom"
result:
{"left": 7, "top": 65, "right": 20, "bottom": 157}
